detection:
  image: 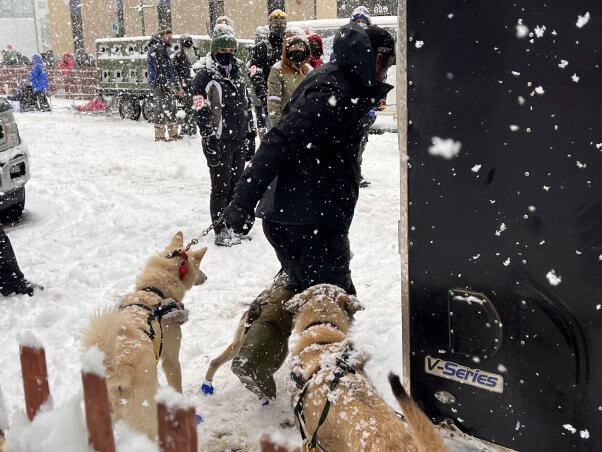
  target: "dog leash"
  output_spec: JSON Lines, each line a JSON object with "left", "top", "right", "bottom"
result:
{"left": 182, "top": 223, "right": 214, "bottom": 252}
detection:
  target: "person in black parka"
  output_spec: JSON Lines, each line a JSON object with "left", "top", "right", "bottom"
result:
{"left": 173, "top": 35, "right": 200, "bottom": 135}
{"left": 219, "top": 23, "right": 396, "bottom": 401}
{"left": 192, "top": 25, "right": 257, "bottom": 247}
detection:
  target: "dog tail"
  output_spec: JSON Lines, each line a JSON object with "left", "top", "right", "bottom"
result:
{"left": 388, "top": 373, "right": 448, "bottom": 452}
{"left": 82, "top": 309, "right": 134, "bottom": 388}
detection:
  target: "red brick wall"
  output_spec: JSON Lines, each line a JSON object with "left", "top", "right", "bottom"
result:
{"left": 0, "top": 67, "right": 97, "bottom": 99}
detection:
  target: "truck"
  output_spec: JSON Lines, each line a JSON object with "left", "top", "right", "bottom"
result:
{"left": 95, "top": 34, "right": 253, "bottom": 121}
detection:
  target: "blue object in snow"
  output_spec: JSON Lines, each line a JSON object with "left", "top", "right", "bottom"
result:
{"left": 29, "top": 54, "right": 49, "bottom": 92}
{"left": 195, "top": 414, "right": 204, "bottom": 424}
{"left": 201, "top": 380, "right": 214, "bottom": 395}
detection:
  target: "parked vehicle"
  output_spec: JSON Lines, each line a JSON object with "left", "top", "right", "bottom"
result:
{"left": 287, "top": 16, "right": 397, "bottom": 132}
{"left": 95, "top": 34, "right": 253, "bottom": 122}
{"left": 0, "top": 97, "right": 30, "bottom": 222}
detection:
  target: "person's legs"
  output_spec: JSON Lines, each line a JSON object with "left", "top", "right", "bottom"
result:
{"left": 153, "top": 85, "right": 168, "bottom": 141}
{"left": 182, "top": 91, "right": 196, "bottom": 135}
{"left": 205, "top": 141, "right": 235, "bottom": 237}
{"left": 231, "top": 221, "right": 297, "bottom": 400}
{"left": 166, "top": 88, "right": 181, "bottom": 140}
{"left": 0, "top": 226, "right": 34, "bottom": 296}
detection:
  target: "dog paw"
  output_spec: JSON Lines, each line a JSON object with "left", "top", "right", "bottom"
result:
{"left": 201, "top": 381, "right": 215, "bottom": 395}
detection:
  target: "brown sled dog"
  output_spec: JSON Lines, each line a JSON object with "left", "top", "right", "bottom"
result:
{"left": 82, "top": 232, "right": 207, "bottom": 438}
{"left": 286, "top": 284, "right": 448, "bottom": 452}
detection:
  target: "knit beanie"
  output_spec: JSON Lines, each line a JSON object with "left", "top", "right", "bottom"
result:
{"left": 351, "top": 6, "right": 372, "bottom": 25}
{"left": 269, "top": 9, "right": 287, "bottom": 26}
{"left": 215, "top": 16, "right": 235, "bottom": 29}
{"left": 211, "top": 23, "right": 237, "bottom": 53}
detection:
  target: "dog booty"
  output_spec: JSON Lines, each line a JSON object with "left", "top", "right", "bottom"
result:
{"left": 201, "top": 380, "right": 214, "bottom": 395}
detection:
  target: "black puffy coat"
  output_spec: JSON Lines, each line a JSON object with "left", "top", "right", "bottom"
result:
{"left": 233, "top": 23, "right": 392, "bottom": 232}
{"left": 249, "top": 36, "right": 284, "bottom": 103}
{"left": 173, "top": 47, "right": 200, "bottom": 88}
{"left": 191, "top": 55, "right": 255, "bottom": 142}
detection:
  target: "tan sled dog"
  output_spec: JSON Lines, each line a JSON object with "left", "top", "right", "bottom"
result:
{"left": 286, "top": 284, "right": 448, "bottom": 452}
{"left": 83, "top": 232, "right": 207, "bottom": 438}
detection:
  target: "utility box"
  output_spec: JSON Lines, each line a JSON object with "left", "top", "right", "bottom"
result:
{"left": 406, "top": 1, "right": 601, "bottom": 451}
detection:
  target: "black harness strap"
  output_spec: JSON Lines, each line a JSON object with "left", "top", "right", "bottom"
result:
{"left": 120, "top": 297, "right": 182, "bottom": 360}
{"left": 293, "top": 345, "right": 356, "bottom": 452}
{"left": 140, "top": 286, "right": 166, "bottom": 299}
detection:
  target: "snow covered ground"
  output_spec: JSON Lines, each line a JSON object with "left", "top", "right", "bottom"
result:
{"left": 0, "top": 100, "right": 401, "bottom": 451}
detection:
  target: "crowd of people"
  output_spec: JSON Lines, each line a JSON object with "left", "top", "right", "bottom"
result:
{"left": 2, "top": 7, "right": 396, "bottom": 410}
{"left": 144, "top": 6, "right": 395, "bottom": 402}
{"left": 1, "top": 45, "right": 94, "bottom": 69}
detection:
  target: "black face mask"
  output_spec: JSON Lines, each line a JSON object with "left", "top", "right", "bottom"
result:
{"left": 287, "top": 50, "right": 307, "bottom": 63}
{"left": 182, "top": 39, "right": 193, "bottom": 48}
{"left": 269, "top": 27, "right": 285, "bottom": 42}
{"left": 215, "top": 52, "right": 233, "bottom": 66}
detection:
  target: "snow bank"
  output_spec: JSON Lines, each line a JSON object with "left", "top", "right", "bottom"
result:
{"left": 4, "top": 395, "right": 88, "bottom": 452}
{"left": 0, "top": 387, "right": 8, "bottom": 432}
{"left": 17, "top": 331, "right": 43, "bottom": 349}
{"left": 81, "top": 345, "right": 106, "bottom": 377}
{"left": 155, "top": 386, "right": 195, "bottom": 410}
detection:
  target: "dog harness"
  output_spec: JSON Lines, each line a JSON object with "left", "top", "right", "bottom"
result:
{"left": 292, "top": 338, "right": 356, "bottom": 452}
{"left": 120, "top": 287, "right": 185, "bottom": 362}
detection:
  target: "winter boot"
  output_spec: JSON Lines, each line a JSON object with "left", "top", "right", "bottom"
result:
{"left": 231, "top": 285, "right": 294, "bottom": 400}
{"left": 214, "top": 229, "right": 242, "bottom": 247}
{"left": 168, "top": 123, "right": 183, "bottom": 140}
{"left": 155, "top": 125, "right": 170, "bottom": 142}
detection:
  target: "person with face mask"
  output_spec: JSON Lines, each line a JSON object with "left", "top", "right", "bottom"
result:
{"left": 191, "top": 24, "right": 257, "bottom": 247}
{"left": 173, "top": 35, "right": 200, "bottom": 135}
{"left": 267, "top": 28, "right": 312, "bottom": 126}
{"left": 248, "top": 9, "right": 287, "bottom": 137}
{"left": 147, "top": 28, "right": 183, "bottom": 141}
{"left": 306, "top": 31, "right": 324, "bottom": 68}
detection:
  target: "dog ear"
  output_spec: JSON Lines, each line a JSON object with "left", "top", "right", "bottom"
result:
{"left": 336, "top": 293, "right": 365, "bottom": 316}
{"left": 167, "top": 231, "right": 184, "bottom": 252}
{"left": 190, "top": 247, "right": 207, "bottom": 261}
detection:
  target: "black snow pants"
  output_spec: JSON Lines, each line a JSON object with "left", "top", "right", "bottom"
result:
{"left": 203, "top": 139, "right": 246, "bottom": 233}
{"left": 262, "top": 221, "right": 356, "bottom": 295}
{"left": 0, "top": 226, "right": 30, "bottom": 296}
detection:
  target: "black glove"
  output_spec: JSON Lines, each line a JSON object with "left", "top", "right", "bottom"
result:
{"left": 221, "top": 201, "right": 255, "bottom": 235}
{"left": 245, "top": 132, "right": 257, "bottom": 161}
{"left": 203, "top": 135, "right": 220, "bottom": 167}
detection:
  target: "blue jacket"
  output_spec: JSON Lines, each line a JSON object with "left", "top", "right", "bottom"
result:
{"left": 29, "top": 54, "right": 49, "bottom": 92}
{"left": 147, "top": 35, "right": 175, "bottom": 86}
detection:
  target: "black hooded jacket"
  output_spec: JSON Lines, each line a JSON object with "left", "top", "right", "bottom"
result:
{"left": 233, "top": 23, "right": 393, "bottom": 232}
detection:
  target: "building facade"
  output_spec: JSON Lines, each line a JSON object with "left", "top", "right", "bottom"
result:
{"left": 46, "top": 0, "right": 395, "bottom": 55}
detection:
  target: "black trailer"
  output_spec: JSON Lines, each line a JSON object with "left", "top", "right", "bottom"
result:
{"left": 399, "top": 1, "right": 601, "bottom": 451}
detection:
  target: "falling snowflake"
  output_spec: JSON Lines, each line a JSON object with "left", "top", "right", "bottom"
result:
{"left": 503, "top": 258, "right": 511, "bottom": 266}
{"left": 510, "top": 125, "right": 520, "bottom": 132}
{"left": 558, "top": 59, "right": 569, "bottom": 69}
{"left": 328, "top": 95, "right": 337, "bottom": 107}
{"left": 576, "top": 161, "right": 587, "bottom": 169}
{"left": 546, "top": 269, "right": 562, "bottom": 286}
{"left": 580, "top": 430, "right": 590, "bottom": 439}
{"left": 576, "top": 12, "right": 590, "bottom": 28}
{"left": 516, "top": 20, "right": 529, "bottom": 38}
{"left": 571, "top": 73, "right": 580, "bottom": 83}
{"left": 415, "top": 40, "right": 424, "bottom": 49}
{"left": 428, "top": 137, "right": 462, "bottom": 159}
{"left": 534, "top": 25, "right": 546, "bottom": 37}
{"left": 495, "top": 223, "right": 507, "bottom": 236}
{"left": 471, "top": 164, "right": 482, "bottom": 173}
{"left": 511, "top": 71, "right": 521, "bottom": 76}
{"left": 563, "top": 424, "right": 577, "bottom": 434}
{"left": 534, "top": 86, "right": 545, "bottom": 95}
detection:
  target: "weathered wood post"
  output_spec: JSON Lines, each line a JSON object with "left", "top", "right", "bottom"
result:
{"left": 19, "top": 332, "right": 51, "bottom": 420}
{"left": 259, "top": 434, "right": 301, "bottom": 452}
{"left": 157, "top": 387, "right": 197, "bottom": 452}
{"left": 81, "top": 346, "right": 115, "bottom": 452}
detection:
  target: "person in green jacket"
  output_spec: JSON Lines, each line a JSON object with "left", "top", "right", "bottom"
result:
{"left": 267, "top": 28, "right": 312, "bottom": 126}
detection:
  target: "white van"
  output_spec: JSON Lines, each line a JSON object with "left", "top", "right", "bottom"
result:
{"left": 287, "top": 16, "right": 397, "bottom": 132}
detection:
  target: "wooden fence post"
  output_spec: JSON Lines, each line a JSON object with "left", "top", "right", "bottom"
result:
{"left": 81, "top": 346, "right": 116, "bottom": 452}
{"left": 259, "top": 434, "right": 301, "bottom": 452}
{"left": 156, "top": 387, "right": 197, "bottom": 452}
{"left": 19, "top": 335, "right": 50, "bottom": 421}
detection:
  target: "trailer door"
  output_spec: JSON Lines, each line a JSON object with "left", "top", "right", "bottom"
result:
{"left": 406, "top": 1, "right": 601, "bottom": 450}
